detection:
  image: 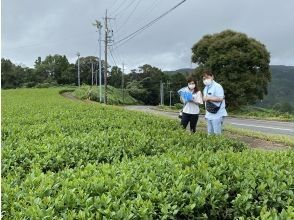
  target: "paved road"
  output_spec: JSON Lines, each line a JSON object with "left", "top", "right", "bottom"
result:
{"left": 124, "top": 106, "right": 294, "bottom": 137}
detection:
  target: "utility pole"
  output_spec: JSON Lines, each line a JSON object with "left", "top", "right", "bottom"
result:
{"left": 166, "top": 80, "right": 172, "bottom": 108}
{"left": 91, "top": 61, "right": 94, "bottom": 86}
{"left": 160, "top": 81, "right": 162, "bottom": 105}
{"left": 169, "top": 91, "right": 173, "bottom": 108}
{"left": 99, "top": 26, "right": 102, "bottom": 102}
{"left": 102, "top": 10, "right": 114, "bottom": 104}
{"left": 167, "top": 80, "right": 171, "bottom": 89}
{"left": 162, "top": 82, "right": 164, "bottom": 106}
{"left": 77, "top": 52, "right": 80, "bottom": 87}
{"left": 95, "top": 63, "right": 99, "bottom": 86}
{"left": 122, "top": 63, "right": 125, "bottom": 105}
{"left": 104, "top": 10, "right": 108, "bottom": 104}
{"left": 160, "top": 81, "right": 165, "bottom": 106}
{"left": 93, "top": 20, "right": 103, "bottom": 102}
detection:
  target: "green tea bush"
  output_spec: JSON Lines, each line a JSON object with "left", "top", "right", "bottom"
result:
{"left": 2, "top": 88, "right": 293, "bottom": 219}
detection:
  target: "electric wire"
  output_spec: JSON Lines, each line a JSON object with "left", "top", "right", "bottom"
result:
{"left": 113, "top": 0, "right": 186, "bottom": 49}
{"left": 114, "top": 0, "right": 137, "bottom": 18}
{"left": 117, "top": 0, "right": 142, "bottom": 32}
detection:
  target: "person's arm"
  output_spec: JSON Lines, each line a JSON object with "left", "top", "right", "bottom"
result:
{"left": 178, "top": 87, "right": 186, "bottom": 104}
{"left": 203, "top": 85, "right": 224, "bottom": 102}
{"left": 192, "top": 91, "right": 203, "bottom": 104}
{"left": 203, "top": 96, "right": 223, "bottom": 102}
{"left": 180, "top": 96, "right": 184, "bottom": 104}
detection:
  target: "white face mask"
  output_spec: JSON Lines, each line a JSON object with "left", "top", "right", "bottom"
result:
{"left": 188, "top": 84, "right": 195, "bottom": 90}
{"left": 203, "top": 79, "right": 212, "bottom": 86}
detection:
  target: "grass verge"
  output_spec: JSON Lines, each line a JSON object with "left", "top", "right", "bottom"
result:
{"left": 224, "top": 125, "right": 294, "bottom": 148}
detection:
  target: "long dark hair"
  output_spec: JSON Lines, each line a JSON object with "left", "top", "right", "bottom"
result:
{"left": 186, "top": 77, "right": 199, "bottom": 94}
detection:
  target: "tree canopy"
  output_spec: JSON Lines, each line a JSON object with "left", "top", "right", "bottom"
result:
{"left": 1, "top": 58, "right": 34, "bottom": 88}
{"left": 1, "top": 55, "right": 105, "bottom": 88}
{"left": 191, "top": 30, "right": 271, "bottom": 109}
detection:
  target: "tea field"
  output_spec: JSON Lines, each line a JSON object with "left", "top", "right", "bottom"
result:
{"left": 1, "top": 88, "right": 294, "bottom": 219}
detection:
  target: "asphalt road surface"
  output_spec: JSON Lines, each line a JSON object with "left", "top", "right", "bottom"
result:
{"left": 124, "top": 106, "right": 294, "bottom": 137}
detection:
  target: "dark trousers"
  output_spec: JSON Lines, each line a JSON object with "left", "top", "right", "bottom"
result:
{"left": 181, "top": 112, "right": 199, "bottom": 133}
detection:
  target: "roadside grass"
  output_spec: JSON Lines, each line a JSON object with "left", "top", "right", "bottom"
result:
{"left": 156, "top": 104, "right": 183, "bottom": 112}
{"left": 224, "top": 125, "right": 294, "bottom": 148}
{"left": 194, "top": 120, "right": 293, "bottom": 149}
{"left": 156, "top": 105, "right": 294, "bottom": 122}
{"left": 72, "top": 85, "right": 139, "bottom": 105}
{"left": 229, "top": 106, "right": 294, "bottom": 122}
{"left": 149, "top": 108, "right": 294, "bottom": 148}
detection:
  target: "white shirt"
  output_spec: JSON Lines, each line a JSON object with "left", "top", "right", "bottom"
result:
{"left": 180, "top": 88, "right": 203, "bottom": 114}
{"left": 203, "top": 81, "right": 228, "bottom": 119}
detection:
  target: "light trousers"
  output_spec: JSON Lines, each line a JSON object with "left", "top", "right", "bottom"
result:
{"left": 207, "top": 117, "right": 224, "bottom": 135}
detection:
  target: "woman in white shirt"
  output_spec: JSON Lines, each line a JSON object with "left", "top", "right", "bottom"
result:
{"left": 178, "top": 77, "right": 203, "bottom": 133}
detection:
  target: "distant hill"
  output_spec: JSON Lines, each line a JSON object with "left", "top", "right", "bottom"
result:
{"left": 164, "top": 68, "right": 193, "bottom": 75}
{"left": 259, "top": 65, "right": 294, "bottom": 107}
{"left": 165, "top": 65, "right": 294, "bottom": 107}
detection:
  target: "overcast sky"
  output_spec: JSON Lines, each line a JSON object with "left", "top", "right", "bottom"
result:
{"left": 2, "top": 0, "right": 294, "bottom": 71}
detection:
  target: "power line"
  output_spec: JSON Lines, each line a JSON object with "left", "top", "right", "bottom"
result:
{"left": 109, "top": 48, "right": 119, "bottom": 67}
{"left": 114, "top": 0, "right": 138, "bottom": 18}
{"left": 108, "top": 0, "right": 120, "bottom": 12}
{"left": 4, "top": 33, "right": 93, "bottom": 51}
{"left": 133, "top": 0, "right": 161, "bottom": 27}
{"left": 109, "top": 20, "right": 125, "bottom": 64}
{"left": 117, "top": 0, "right": 161, "bottom": 38}
{"left": 109, "top": 0, "right": 128, "bottom": 16}
{"left": 117, "top": 0, "right": 142, "bottom": 32}
{"left": 113, "top": 0, "right": 187, "bottom": 49}
{"left": 92, "top": 38, "right": 100, "bottom": 57}
{"left": 110, "top": 46, "right": 122, "bottom": 66}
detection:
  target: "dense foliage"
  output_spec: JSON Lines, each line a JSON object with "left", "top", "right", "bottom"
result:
{"left": 124, "top": 64, "right": 187, "bottom": 105}
{"left": 1, "top": 55, "right": 104, "bottom": 89}
{"left": 230, "top": 106, "right": 294, "bottom": 121}
{"left": 3, "top": 31, "right": 293, "bottom": 110}
{"left": 72, "top": 85, "right": 139, "bottom": 105}
{"left": 256, "top": 65, "right": 294, "bottom": 112}
{"left": 1, "top": 58, "right": 187, "bottom": 105}
{"left": 2, "top": 88, "right": 293, "bottom": 219}
{"left": 192, "top": 30, "right": 271, "bottom": 110}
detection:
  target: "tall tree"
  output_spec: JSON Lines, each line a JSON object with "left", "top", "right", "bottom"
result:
{"left": 33, "top": 54, "right": 75, "bottom": 84}
{"left": 1, "top": 58, "right": 17, "bottom": 88}
{"left": 1, "top": 58, "right": 31, "bottom": 88}
{"left": 108, "top": 66, "right": 123, "bottom": 88}
{"left": 139, "top": 64, "right": 167, "bottom": 105}
{"left": 59, "top": 64, "right": 76, "bottom": 85}
{"left": 192, "top": 30, "right": 271, "bottom": 109}
{"left": 76, "top": 56, "right": 104, "bottom": 86}
{"left": 166, "top": 72, "right": 188, "bottom": 105}
{"left": 34, "top": 56, "right": 52, "bottom": 83}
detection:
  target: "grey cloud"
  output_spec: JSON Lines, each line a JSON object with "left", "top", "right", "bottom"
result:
{"left": 2, "top": 0, "right": 294, "bottom": 70}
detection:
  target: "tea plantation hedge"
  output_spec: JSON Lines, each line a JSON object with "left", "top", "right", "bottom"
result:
{"left": 2, "top": 88, "right": 293, "bottom": 219}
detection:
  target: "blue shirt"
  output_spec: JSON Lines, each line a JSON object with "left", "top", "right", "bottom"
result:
{"left": 203, "top": 81, "right": 228, "bottom": 119}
